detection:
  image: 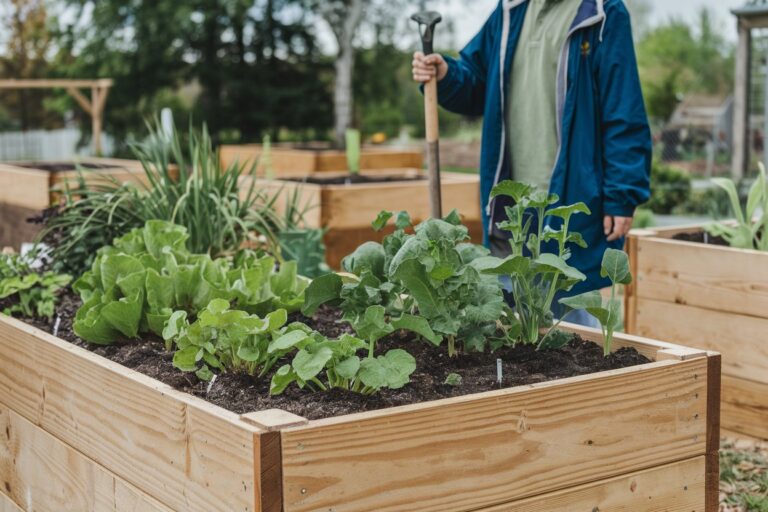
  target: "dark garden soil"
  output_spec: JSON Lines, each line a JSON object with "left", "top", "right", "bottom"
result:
{"left": 4, "top": 290, "right": 651, "bottom": 421}
{"left": 286, "top": 174, "right": 426, "bottom": 186}
{"left": 14, "top": 162, "right": 117, "bottom": 172}
{"left": 672, "top": 231, "right": 729, "bottom": 246}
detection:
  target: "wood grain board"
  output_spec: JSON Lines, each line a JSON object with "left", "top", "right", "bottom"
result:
{"left": 0, "top": 402, "right": 172, "bottom": 512}
{"left": 627, "top": 227, "right": 768, "bottom": 441}
{"left": 0, "top": 159, "right": 147, "bottom": 210}
{"left": 721, "top": 375, "right": 768, "bottom": 440}
{"left": 220, "top": 144, "right": 423, "bottom": 177}
{"left": 475, "top": 457, "right": 706, "bottom": 512}
{"left": 280, "top": 358, "right": 708, "bottom": 512}
{"left": 0, "top": 315, "right": 265, "bottom": 512}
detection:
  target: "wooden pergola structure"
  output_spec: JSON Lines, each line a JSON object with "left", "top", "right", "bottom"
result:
{"left": 0, "top": 79, "right": 113, "bottom": 155}
{"left": 732, "top": 1, "right": 768, "bottom": 178}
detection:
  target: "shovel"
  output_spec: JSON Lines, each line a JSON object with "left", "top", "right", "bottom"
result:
{"left": 412, "top": 11, "right": 443, "bottom": 219}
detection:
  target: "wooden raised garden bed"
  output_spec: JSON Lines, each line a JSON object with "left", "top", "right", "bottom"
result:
{"left": 625, "top": 225, "right": 768, "bottom": 441}
{"left": 0, "top": 313, "right": 720, "bottom": 511}
{"left": 220, "top": 144, "right": 424, "bottom": 178}
{"left": 0, "top": 158, "right": 150, "bottom": 250}
{"left": 245, "top": 169, "right": 482, "bottom": 268}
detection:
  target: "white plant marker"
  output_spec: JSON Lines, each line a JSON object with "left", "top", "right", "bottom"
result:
{"left": 53, "top": 315, "right": 61, "bottom": 338}
{"left": 496, "top": 358, "right": 503, "bottom": 386}
{"left": 206, "top": 374, "right": 218, "bottom": 395}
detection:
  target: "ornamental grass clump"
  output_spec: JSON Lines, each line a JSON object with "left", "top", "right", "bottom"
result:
{"left": 39, "top": 122, "right": 289, "bottom": 276}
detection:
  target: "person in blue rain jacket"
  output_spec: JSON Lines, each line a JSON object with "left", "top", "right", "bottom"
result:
{"left": 412, "top": 0, "right": 651, "bottom": 325}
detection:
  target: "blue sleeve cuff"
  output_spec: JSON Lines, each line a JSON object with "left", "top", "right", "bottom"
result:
{"left": 603, "top": 200, "right": 637, "bottom": 218}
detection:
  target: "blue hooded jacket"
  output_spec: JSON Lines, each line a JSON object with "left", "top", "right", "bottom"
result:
{"left": 436, "top": 0, "right": 651, "bottom": 295}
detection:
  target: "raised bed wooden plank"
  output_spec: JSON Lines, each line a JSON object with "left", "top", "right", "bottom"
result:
{"left": 0, "top": 492, "right": 22, "bottom": 512}
{"left": 721, "top": 375, "right": 768, "bottom": 440}
{"left": 220, "top": 144, "right": 423, "bottom": 177}
{"left": 0, "top": 315, "right": 265, "bottom": 512}
{"left": 634, "top": 298, "right": 768, "bottom": 385}
{"left": 0, "top": 167, "right": 50, "bottom": 211}
{"left": 280, "top": 358, "right": 708, "bottom": 512}
{"left": 474, "top": 457, "right": 705, "bottom": 512}
{"left": 0, "top": 402, "right": 172, "bottom": 512}
{"left": 635, "top": 236, "right": 768, "bottom": 320}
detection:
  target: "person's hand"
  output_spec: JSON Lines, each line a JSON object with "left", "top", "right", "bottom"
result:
{"left": 604, "top": 215, "right": 633, "bottom": 242}
{"left": 412, "top": 52, "right": 449, "bottom": 83}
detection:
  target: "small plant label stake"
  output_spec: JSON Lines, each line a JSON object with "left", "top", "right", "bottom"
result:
{"left": 206, "top": 374, "right": 217, "bottom": 395}
{"left": 496, "top": 358, "right": 503, "bottom": 387}
{"left": 53, "top": 315, "right": 61, "bottom": 338}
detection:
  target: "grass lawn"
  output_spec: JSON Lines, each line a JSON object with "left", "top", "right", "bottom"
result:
{"left": 721, "top": 437, "right": 768, "bottom": 511}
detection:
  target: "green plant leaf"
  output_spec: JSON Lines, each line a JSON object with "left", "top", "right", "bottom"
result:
{"left": 392, "top": 314, "right": 443, "bottom": 346}
{"left": 534, "top": 254, "right": 586, "bottom": 282}
{"left": 353, "top": 305, "right": 394, "bottom": 343}
{"left": 443, "top": 209, "right": 462, "bottom": 225}
{"left": 490, "top": 181, "right": 534, "bottom": 202}
{"left": 712, "top": 177, "right": 746, "bottom": 225}
{"left": 538, "top": 329, "right": 576, "bottom": 350}
{"left": 546, "top": 202, "right": 591, "bottom": 220}
{"left": 270, "top": 365, "right": 297, "bottom": 395}
{"left": 269, "top": 330, "right": 310, "bottom": 354}
{"left": 292, "top": 346, "right": 334, "bottom": 381}
{"left": 195, "top": 365, "right": 214, "bottom": 381}
{"left": 482, "top": 255, "right": 530, "bottom": 276}
{"left": 173, "top": 346, "right": 200, "bottom": 372}
{"left": 600, "top": 249, "right": 632, "bottom": 285}
{"left": 359, "top": 349, "right": 416, "bottom": 390}
{"left": 444, "top": 373, "right": 462, "bottom": 386}
{"left": 342, "top": 242, "right": 386, "bottom": 278}
{"left": 371, "top": 211, "right": 394, "bottom": 231}
{"left": 335, "top": 356, "right": 361, "bottom": 380}
{"left": 395, "top": 211, "right": 412, "bottom": 230}
{"left": 302, "top": 272, "right": 343, "bottom": 316}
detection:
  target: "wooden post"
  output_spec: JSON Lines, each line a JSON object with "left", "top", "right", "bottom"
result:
{"left": 0, "top": 79, "right": 113, "bottom": 157}
{"left": 732, "top": 17, "right": 751, "bottom": 180}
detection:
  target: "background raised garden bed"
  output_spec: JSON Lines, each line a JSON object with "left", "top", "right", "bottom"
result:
{"left": 248, "top": 169, "right": 483, "bottom": 268}
{"left": 625, "top": 225, "right": 768, "bottom": 441}
{"left": 220, "top": 143, "right": 424, "bottom": 178}
{"left": 0, "top": 158, "right": 150, "bottom": 250}
{"left": 0, "top": 313, "right": 719, "bottom": 512}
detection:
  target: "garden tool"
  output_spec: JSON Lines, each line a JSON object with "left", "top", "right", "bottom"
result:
{"left": 412, "top": 11, "right": 443, "bottom": 219}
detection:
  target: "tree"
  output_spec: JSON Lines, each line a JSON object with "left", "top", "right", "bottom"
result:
{"left": 636, "top": 8, "right": 734, "bottom": 123}
{"left": 307, "top": 0, "right": 366, "bottom": 147}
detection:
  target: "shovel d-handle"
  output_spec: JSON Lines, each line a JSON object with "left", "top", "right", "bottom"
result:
{"left": 412, "top": 10, "right": 443, "bottom": 219}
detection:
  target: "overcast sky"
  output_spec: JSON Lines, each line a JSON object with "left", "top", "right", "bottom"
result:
{"left": 444, "top": 0, "right": 746, "bottom": 48}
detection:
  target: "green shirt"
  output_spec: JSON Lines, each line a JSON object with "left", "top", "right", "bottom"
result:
{"left": 508, "top": 0, "right": 581, "bottom": 190}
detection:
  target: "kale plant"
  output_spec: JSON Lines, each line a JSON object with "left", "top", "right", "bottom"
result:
{"left": 304, "top": 210, "right": 504, "bottom": 356}
{"left": 483, "top": 181, "right": 590, "bottom": 345}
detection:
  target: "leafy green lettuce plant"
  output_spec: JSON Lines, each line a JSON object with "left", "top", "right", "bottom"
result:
{"left": 705, "top": 164, "right": 768, "bottom": 251}
{"left": 73, "top": 220, "right": 307, "bottom": 344}
{"left": 483, "top": 181, "right": 590, "bottom": 345}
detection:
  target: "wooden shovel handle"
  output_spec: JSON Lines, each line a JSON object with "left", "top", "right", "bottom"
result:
{"left": 424, "top": 76, "right": 442, "bottom": 219}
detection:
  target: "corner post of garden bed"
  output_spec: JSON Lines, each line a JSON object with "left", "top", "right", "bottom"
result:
{"left": 241, "top": 409, "right": 309, "bottom": 512}
{"left": 705, "top": 352, "right": 722, "bottom": 512}
{"left": 624, "top": 228, "right": 656, "bottom": 334}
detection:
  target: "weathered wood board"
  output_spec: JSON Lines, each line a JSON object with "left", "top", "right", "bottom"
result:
{"left": 0, "top": 402, "right": 172, "bottom": 512}
{"left": 0, "top": 315, "right": 266, "bottom": 512}
{"left": 476, "top": 457, "right": 706, "bottom": 512}
{"left": 0, "top": 158, "right": 151, "bottom": 249}
{"left": 626, "top": 226, "right": 768, "bottom": 440}
{"left": 280, "top": 358, "right": 708, "bottom": 512}
{"left": 220, "top": 144, "right": 423, "bottom": 178}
